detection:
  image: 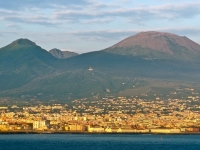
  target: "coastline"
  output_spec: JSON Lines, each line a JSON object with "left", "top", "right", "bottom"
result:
{"left": 1, "top": 131, "right": 200, "bottom": 135}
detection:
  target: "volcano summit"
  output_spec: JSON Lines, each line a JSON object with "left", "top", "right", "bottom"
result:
{"left": 104, "top": 31, "right": 200, "bottom": 60}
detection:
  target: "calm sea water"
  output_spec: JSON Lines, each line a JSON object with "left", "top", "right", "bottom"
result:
{"left": 0, "top": 134, "right": 199, "bottom": 150}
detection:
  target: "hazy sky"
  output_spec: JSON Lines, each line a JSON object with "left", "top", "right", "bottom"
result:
{"left": 0, "top": 0, "right": 200, "bottom": 53}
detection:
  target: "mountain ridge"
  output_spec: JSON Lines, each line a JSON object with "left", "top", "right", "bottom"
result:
{"left": 1, "top": 32, "right": 200, "bottom": 101}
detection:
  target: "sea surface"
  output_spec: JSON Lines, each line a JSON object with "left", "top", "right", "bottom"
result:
{"left": 0, "top": 134, "right": 199, "bottom": 150}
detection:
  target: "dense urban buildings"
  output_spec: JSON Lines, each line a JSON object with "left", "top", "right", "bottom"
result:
{"left": 0, "top": 87, "right": 200, "bottom": 134}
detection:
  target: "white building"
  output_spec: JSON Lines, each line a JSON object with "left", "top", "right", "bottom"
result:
{"left": 33, "top": 121, "right": 46, "bottom": 130}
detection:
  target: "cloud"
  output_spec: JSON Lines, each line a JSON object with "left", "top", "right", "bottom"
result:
{"left": 153, "top": 3, "right": 200, "bottom": 19}
{"left": 2, "top": 27, "right": 200, "bottom": 41}
{"left": 67, "top": 27, "right": 200, "bottom": 43}
{"left": 0, "top": 9, "right": 16, "bottom": 20}
{"left": 6, "top": 23, "right": 22, "bottom": 30}
{"left": 70, "top": 30, "right": 138, "bottom": 41}
{"left": 82, "top": 18, "right": 114, "bottom": 24}
{"left": 117, "top": 0, "right": 130, "bottom": 3}
{"left": 53, "top": 2, "right": 200, "bottom": 25}
{"left": 0, "top": 0, "right": 90, "bottom": 10}
{"left": 1, "top": 1, "right": 200, "bottom": 27}
{"left": 4, "top": 16, "right": 59, "bottom": 26}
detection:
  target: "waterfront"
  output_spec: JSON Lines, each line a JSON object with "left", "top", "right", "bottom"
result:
{"left": 0, "top": 134, "right": 199, "bottom": 150}
{"left": 1, "top": 93, "right": 200, "bottom": 133}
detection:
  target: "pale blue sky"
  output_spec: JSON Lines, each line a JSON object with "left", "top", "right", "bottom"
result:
{"left": 0, "top": 0, "right": 200, "bottom": 53}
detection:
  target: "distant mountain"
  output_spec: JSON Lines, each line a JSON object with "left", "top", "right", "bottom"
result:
{"left": 104, "top": 31, "right": 200, "bottom": 60}
{"left": 1, "top": 33, "right": 200, "bottom": 102}
{"left": 49, "top": 48, "right": 78, "bottom": 59}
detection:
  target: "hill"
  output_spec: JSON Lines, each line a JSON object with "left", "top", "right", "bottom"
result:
{"left": 0, "top": 39, "right": 58, "bottom": 90}
{"left": 49, "top": 48, "right": 78, "bottom": 59}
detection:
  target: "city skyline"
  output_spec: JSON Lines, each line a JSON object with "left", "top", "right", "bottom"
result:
{"left": 0, "top": 0, "right": 200, "bottom": 53}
